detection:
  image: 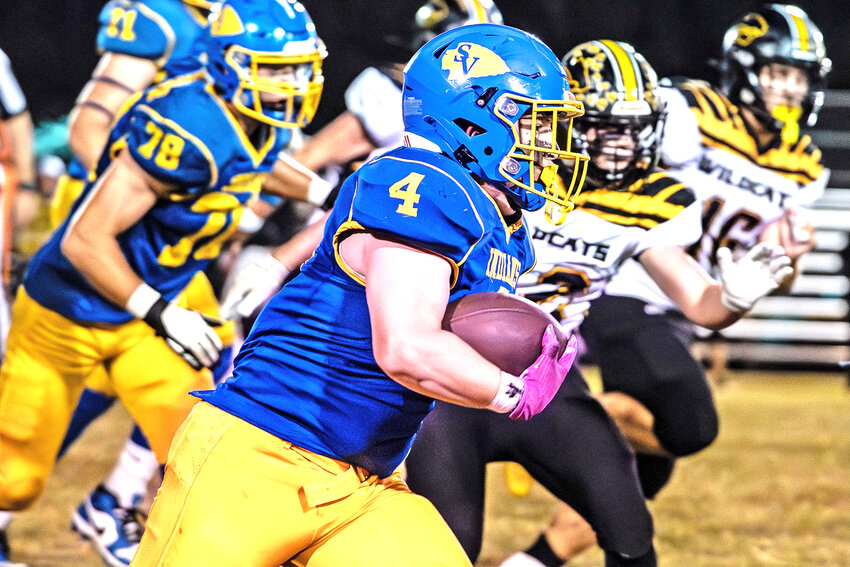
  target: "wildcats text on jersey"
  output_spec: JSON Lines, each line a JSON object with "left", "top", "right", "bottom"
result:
{"left": 531, "top": 227, "right": 611, "bottom": 261}
{"left": 697, "top": 153, "right": 792, "bottom": 208}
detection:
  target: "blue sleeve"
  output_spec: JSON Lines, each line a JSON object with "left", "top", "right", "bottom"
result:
{"left": 125, "top": 101, "right": 213, "bottom": 188}
{"left": 345, "top": 156, "right": 486, "bottom": 265}
{"left": 96, "top": 0, "right": 175, "bottom": 64}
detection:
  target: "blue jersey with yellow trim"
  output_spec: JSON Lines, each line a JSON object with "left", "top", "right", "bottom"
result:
{"left": 25, "top": 76, "right": 289, "bottom": 324}
{"left": 97, "top": 0, "right": 208, "bottom": 78}
{"left": 63, "top": 1, "right": 209, "bottom": 185}
{"left": 197, "top": 145, "right": 535, "bottom": 477}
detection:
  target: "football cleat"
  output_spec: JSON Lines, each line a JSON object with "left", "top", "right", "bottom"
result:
{"left": 0, "top": 530, "right": 28, "bottom": 567}
{"left": 71, "top": 485, "right": 144, "bottom": 567}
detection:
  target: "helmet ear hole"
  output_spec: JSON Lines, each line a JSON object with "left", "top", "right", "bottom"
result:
{"left": 484, "top": 147, "right": 493, "bottom": 155}
{"left": 453, "top": 118, "right": 487, "bottom": 137}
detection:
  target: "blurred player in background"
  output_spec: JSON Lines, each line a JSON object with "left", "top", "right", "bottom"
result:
{"left": 406, "top": 39, "right": 794, "bottom": 567}
{"left": 20, "top": 1, "right": 228, "bottom": 565}
{"left": 0, "top": 46, "right": 36, "bottom": 567}
{"left": 0, "top": 48, "right": 35, "bottom": 350}
{"left": 506, "top": 5, "right": 830, "bottom": 565}
{"left": 131, "top": 24, "right": 584, "bottom": 566}
{"left": 0, "top": 2, "right": 325, "bottom": 566}
{"left": 220, "top": 0, "right": 504, "bottom": 324}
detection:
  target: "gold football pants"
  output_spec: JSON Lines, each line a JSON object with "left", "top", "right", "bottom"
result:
{"left": 0, "top": 288, "right": 213, "bottom": 510}
{"left": 132, "top": 402, "right": 472, "bottom": 567}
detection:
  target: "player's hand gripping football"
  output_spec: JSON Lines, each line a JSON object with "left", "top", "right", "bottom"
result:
{"left": 507, "top": 326, "right": 578, "bottom": 421}
{"left": 126, "top": 283, "right": 222, "bottom": 369}
{"left": 717, "top": 242, "right": 794, "bottom": 313}
{"left": 220, "top": 245, "right": 290, "bottom": 319}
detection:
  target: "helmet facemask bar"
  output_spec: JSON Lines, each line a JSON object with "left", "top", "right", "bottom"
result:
{"left": 226, "top": 45, "right": 324, "bottom": 128}
{"left": 572, "top": 110, "right": 665, "bottom": 190}
{"left": 495, "top": 94, "right": 589, "bottom": 224}
{"left": 183, "top": 0, "right": 214, "bottom": 9}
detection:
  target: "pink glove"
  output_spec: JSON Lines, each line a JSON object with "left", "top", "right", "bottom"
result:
{"left": 509, "top": 325, "right": 578, "bottom": 421}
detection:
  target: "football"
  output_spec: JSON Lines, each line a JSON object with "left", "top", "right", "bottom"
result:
{"left": 441, "top": 292, "right": 569, "bottom": 376}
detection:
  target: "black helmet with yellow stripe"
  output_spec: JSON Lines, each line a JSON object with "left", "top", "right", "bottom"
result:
{"left": 720, "top": 3, "right": 831, "bottom": 129}
{"left": 386, "top": 0, "right": 503, "bottom": 58}
{"left": 561, "top": 40, "right": 665, "bottom": 190}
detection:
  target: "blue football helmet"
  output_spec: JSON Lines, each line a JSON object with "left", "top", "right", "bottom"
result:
{"left": 206, "top": 0, "right": 325, "bottom": 128}
{"left": 403, "top": 24, "right": 588, "bottom": 223}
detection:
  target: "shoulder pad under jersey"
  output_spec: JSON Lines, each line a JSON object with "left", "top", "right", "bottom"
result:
{"left": 126, "top": 80, "right": 216, "bottom": 188}
{"left": 344, "top": 147, "right": 490, "bottom": 264}
{"left": 96, "top": 0, "right": 203, "bottom": 68}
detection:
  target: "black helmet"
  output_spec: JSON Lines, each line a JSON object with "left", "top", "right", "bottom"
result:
{"left": 719, "top": 3, "right": 830, "bottom": 129}
{"left": 385, "top": 0, "right": 503, "bottom": 59}
{"left": 561, "top": 40, "right": 666, "bottom": 190}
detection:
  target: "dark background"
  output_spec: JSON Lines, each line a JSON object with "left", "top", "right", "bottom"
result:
{"left": 0, "top": 0, "right": 847, "bottom": 130}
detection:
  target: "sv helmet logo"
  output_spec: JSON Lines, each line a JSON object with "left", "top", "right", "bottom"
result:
{"left": 441, "top": 42, "right": 509, "bottom": 81}
{"left": 735, "top": 13, "right": 768, "bottom": 47}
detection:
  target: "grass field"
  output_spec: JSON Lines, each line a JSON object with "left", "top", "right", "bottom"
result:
{"left": 8, "top": 370, "right": 850, "bottom": 567}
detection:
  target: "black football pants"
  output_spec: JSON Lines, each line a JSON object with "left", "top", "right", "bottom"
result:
{"left": 405, "top": 366, "right": 656, "bottom": 566}
{"left": 581, "top": 294, "right": 719, "bottom": 497}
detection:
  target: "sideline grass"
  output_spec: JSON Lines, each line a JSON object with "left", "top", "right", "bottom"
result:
{"left": 8, "top": 371, "right": 849, "bottom": 566}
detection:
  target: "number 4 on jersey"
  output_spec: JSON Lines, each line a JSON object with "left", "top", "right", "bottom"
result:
{"left": 389, "top": 172, "right": 424, "bottom": 217}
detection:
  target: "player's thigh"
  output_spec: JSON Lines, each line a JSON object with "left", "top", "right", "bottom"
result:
{"left": 135, "top": 403, "right": 328, "bottom": 567}
{"left": 510, "top": 371, "right": 654, "bottom": 559}
{"left": 0, "top": 289, "right": 99, "bottom": 507}
{"left": 295, "top": 474, "right": 471, "bottom": 567}
{"left": 109, "top": 334, "right": 214, "bottom": 463}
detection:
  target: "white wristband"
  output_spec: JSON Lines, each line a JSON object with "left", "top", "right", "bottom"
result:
{"left": 487, "top": 371, "right": 525, "bottom": 414}
{"left": 306, "top": 176, "right": 333, "bottom": 207}
{"left": 125, "top": 283, "right": 162, "bottom": 319}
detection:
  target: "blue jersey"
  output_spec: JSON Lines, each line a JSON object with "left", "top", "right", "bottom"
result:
{"left": 97, "top": 0, "right": 208, "bottom": 78}
{"left": 25, "top": 75, "right": 289, "bottom": 324}
{"left": 197, "top": 145, "right": 536, "bottom": 477}
{"left": 65, "top": 0, "right": 209, "bottom": 184}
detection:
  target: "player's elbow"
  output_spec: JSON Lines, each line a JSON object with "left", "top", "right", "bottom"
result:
{"left": 68, "top": 109, "right": 111, "bottom": 170}
{"left": 60, "top": 224, "right": 95, "bottom": 268}
{"left": 373, "top": 332, "right": 427, "bottom": 382}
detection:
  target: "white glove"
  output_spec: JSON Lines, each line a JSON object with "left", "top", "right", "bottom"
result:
{"left": 219, "top": 245, "right": 290, "bottom": 320}
{"left": 717, "top": 243, "right": 793, "bottom": 313}
{"left": 126, "top": 283, "right": 223, "bottom": 369}
{"left": 558, "top": 299, "right": 592, "bottom": 334}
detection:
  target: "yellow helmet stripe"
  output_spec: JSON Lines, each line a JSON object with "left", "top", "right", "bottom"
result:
{"left": 461, "top": 0, "right": 488, "bottom": 23}
{"left": 789, "top": 12, "right": 810, "bottom": 52}
{"left": 600, "top": 39, "right": 639, "bottom": 101}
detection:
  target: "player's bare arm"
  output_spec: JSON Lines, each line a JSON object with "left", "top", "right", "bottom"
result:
{"left": 68, "top": 53, "right": 159, "bottom": 170}
{"left": 343, "top": 232, "right": 503, "bottom": 407}
{"left": 638, "top": 245, "right": 743, "bottom": 330}
{"left": 263, "top": 111, "right": 374, "bottom": 204}
{"left": 4, "top": 109, "right": 36, "bottom": 188}
{"left": 60, "top": 149, "right": 164, "bottom": 307}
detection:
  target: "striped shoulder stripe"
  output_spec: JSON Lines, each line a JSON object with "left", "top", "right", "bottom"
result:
{"left": 633, "top": 172, "right": 696, "bottom": 207}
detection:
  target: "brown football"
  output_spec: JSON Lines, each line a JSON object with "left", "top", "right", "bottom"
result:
{"left": 441, "top": 292, "right": 568, "bottom": 376}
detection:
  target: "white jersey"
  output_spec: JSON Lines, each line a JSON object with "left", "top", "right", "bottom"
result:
{"left": 605, "top": 81, "right": 828, "bottom": 310}
{"left": 519, "top": 171, "right": 701, "bottom": 320}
